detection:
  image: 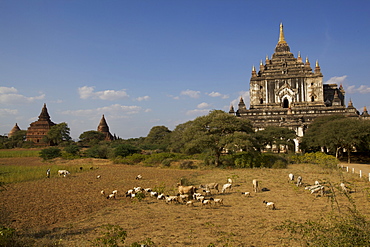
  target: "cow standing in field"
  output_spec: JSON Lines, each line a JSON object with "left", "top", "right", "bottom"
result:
{"left": 253, "top": 179, "right": 259, "bottom": 193}
{"left": 46, "top": 168, "right": 51, "bottom": 178}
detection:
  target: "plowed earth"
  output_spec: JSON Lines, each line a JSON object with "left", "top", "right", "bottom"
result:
{"left": 1, "top": 157, "right": 370, "bottom": 246}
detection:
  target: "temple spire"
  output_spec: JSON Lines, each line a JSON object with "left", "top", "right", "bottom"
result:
{"left": 278, "top": 22, "right": 286, "bottom": 44}
{"left": 274, "top": 23, "right": 290, "bottom": 53}
{"left": 252, "top": 65, "right": 257, "bottom": 77}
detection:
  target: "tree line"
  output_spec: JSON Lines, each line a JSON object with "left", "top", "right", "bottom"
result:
{"left": 2, "top": 110, "right": 370, "bottom": 164}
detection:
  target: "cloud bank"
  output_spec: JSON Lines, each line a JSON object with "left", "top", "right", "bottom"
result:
{"left": 78, "top": 86, "right": 129, "bottom": 100}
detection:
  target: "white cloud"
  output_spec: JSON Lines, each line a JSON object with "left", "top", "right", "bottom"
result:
{"left": 0, "top": 87, "right": 17, "bottom": 94}
{"left": 61, "top": 104, "right": 142, "bottom": 116}
{"left": 186, "top": 109, "right": 210, "bottom": 116}
{"left": 356, "top": 85, "right": 370, "bottom": 94}
{"left": 0, "top": 94, "right": 45, "bottom": 104}
{"left": 0, "top": 87, "right": 45, "bottom": 104}
{"left": 197, "top": 102, "right": 211, "bottom": 109}
{"left": 136, "top": 96, "right": 150, "bottom": 101}
{"left": 346, "top": 85, "right": 370, "bottom": 94}
{"left": 325, "top": 75, "right": 347, "bottom": 84}
{"left": 180, "top": 89, "right": 201, "bottom": 98}
{"left": 206, "top": 91, "right": 229, "bottom": 99}
{"left": 0, "top": 108, "right": 18, "bottom": 116}
{"left": 78, "top": 86, "right": 129, "bottom": 100}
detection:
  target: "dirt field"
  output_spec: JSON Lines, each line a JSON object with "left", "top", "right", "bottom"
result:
{"left": 1, "top": 157, "right": 370, "bottom": 246}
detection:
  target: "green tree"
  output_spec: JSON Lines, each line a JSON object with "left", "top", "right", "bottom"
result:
{"left": 301, "top": 115, "right": 345, "bottom": 153}
{"left": 5, "top": 130, "right": 27, "bottom": 148}
{"left": 169, "top": 121, "right": 194, "bottom": 153}
{"left": 321, "top": 118, "right": 370, "bottom": 163}
{"left": 113, "top": 144, "right": 141, "bottom": 158}
{"left": 85, "top": 144, "right": 110, "bottom": 159}
{"left": 254, "top": 126, "right": 296, "bottom": 153}
{"left": 301, "top": 116, "right": 370, "bottom": 163}
{"left": 64, "top": 144, "right": 81, "bottom": 156}
{"left": 178, "top": 110, "right": 254, "bottom": 166}
{"left": 44, "top": 122, "right": 71, "bottom": 146}
{"left": 79, "top": 131, "right": 106, "bottom": 146}
{"left": 143, "top": 126, "right": 171, "bottom": 150}
{"left": 39, "top": 147, "right": 62, "bottom": 160}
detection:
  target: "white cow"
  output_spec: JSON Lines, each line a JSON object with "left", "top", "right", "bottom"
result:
{"left": 58, "top": 170, "right": 70, "bottom": 177}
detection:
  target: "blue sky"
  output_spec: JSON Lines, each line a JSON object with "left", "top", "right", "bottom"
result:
{"left": 1, "top": 1, "right": 370, "bottom": 140}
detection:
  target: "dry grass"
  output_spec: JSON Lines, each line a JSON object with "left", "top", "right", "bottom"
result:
{"left": 1, "top": 157, "right": 370, "bottom": 246}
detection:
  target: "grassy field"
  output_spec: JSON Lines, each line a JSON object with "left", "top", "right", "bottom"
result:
{"left": 1, "top": 157, "right": 370, "bottom": 246}
{"left": 0, "top": 149, "right": 40, "bottom": 158}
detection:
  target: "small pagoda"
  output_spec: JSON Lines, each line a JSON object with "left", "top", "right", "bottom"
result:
{"left": 26, "top": 104, "right": 56, "bottom": 145}
{"left": 97, "top": 115, "right": 114, "bottom": 141}
{"left": 8, "top": 123, "right": 21, "bottom": 138}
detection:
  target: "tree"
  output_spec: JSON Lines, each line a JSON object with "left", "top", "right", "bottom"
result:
{"left": 39, "top": 147, "right": 62, "bottom": 160}
{"left": 301, "top": 116, "right": 370, "bottom": 163}
{"left": 177, "top": 110, "right": 254, "bottom": 166}
{"left": 85, "top": 144, "right": 110, "bottom": 159}
{"left": 143, "top": 126, "right": 171, "bottom": 150}
{"left": 301, "top": 115, "right": 345, "bottom": 153}
{"left": 254, "top": 126, "right": 296, "bottom": 153}
{"left": 44, "top": 122, "right": 71, "bottom": 146}
{"left": 79, "top": 130, "right": 106, "bottom": 146}
{"left": 322, "top": 118, "right": 370, "bottom": 163}
{"left": 5, "top": 130, "right": 27, "bottom": 148}
{"left": 64, "top": 144, "right": 81, "bottom": 156}
{"left": 169, "top": 121, "right": 194, "bottom": 153}
{"left": 113, "top": 144, "right": 141, "bottom": 158}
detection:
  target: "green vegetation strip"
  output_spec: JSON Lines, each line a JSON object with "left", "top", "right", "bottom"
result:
{"left": 0, "top": 164, "right": 93, "bottom": 184}
{"left": 0, "top": 150, "right": 40, "bottom": 158}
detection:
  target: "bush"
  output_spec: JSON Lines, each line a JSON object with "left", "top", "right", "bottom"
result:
{"left": 232, "top": 152, "right": 288, "bottom": 169}
{"left": 93, "top": 224, "right": 127, "bottom": 247}
{"left": 39, "top": 147, "right": 62, "bottom": 160}
{"left": 85, "top": 145, "right": 110, "bottom": 159}
{"left": 0, "top": 226, "right": 15, "bottom": 246}
{"left": 143, "top": 153, "right": 188, "bottom": 166}
{"left": 113, "top": 144, "right": 141, "bottom": 158}
{"left": 64, "top": 144, "right": 80, "bottom": 156}
{"left": 278, "top": 207, "right": 370, "bottom": 246}
{"left": 290, "top": 152, "right": 339, "bottom": 169}
{"left": 113, "top": 153, "right": 147, "bottom": 165}
{"left": 179, "top": 160, "right": 195, "bottom": 169}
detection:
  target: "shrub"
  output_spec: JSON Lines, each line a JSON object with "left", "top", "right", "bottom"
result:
{"left": 290, "top": 152, "right": 339, "bottom": 169}
{"left": 179, "top": 160, "right": 195, "bottom": 169}
{"left": 143, "top": 153, "right": 188, "bottom": 166}
{"left": 278, "top": 207, "right": 370, "bottom": 246}
{"left": 113, "top": 153, "right": 148, "bottom": 165}
{"left": 39, "top": 147, "right": 62, "bottom": 160}
{"left": 85, "top": 145, "right": 110, "bottom": 159}
{"left": 64, "top": 144, "right": 80, "bottom": 156}
{"left": 93, "top": 224, "right": 127, "bottom": 247}
{"left": 113, "top": 144, "right": 141, "bottom": 158}
{"left": 231, "top": 152, "right": 288, "bottom": 169}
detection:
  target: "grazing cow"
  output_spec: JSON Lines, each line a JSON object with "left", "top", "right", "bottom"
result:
{"left": 58, "top": 170, "right": 70, "bottom": 177}
{"left": 177, "top": 183, "right": 197, "bottom": 195}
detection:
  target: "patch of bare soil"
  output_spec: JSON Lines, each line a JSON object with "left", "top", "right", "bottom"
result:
{"left": 1, "top": 158, "right": 370, "bottom": 246}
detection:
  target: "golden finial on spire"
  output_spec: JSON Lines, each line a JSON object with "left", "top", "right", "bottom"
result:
{"left": 252, "top": 65, "right": 256, "bottom": 71}
{"left": 316, "top": 60, "right": 319, "bottom": 67}
{"left": 278, "top": 22, "right": 286, "bottom": 44}
{"left": 305, "top": 56, "right": 310, "bottom": 64}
